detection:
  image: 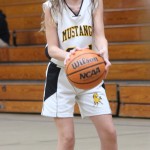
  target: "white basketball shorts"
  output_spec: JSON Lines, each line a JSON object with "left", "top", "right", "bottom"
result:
{"left": 41, "top": 62, "right": 112, "bottom": 118}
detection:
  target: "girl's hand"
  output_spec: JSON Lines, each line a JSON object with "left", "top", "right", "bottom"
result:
{"left": 98, "top": 48, "right": 111, "bottom": 79}
{"left": 64, "top": 47, "right": 87, "bottom": 65}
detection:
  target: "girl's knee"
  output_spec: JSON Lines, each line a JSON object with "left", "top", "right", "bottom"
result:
{"left": 60, "top": 133, "right": 75, "bottom": 147}
{"left": 100, "top": 127, "right": 118, "bottom": 150}
{"left": 104, "top": 127, "right": 117, "bottom": 141}
{"left": 109, "top": 128, "right": 117, "bottom": 138}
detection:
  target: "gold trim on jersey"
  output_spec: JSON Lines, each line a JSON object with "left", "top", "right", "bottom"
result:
{"left": 62, "top": 25, "right": 92, "bottom": 42}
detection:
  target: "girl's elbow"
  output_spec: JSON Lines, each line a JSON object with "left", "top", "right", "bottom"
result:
{"left": 47, "top": 45, "right": 57, "bottom": 57}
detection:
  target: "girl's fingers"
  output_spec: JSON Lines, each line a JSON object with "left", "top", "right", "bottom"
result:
{"left": 64, "top": 47, "right": 92, "bottom": 66}
{"left": 64, "top": 47, "right": 83, "bottom": 65}
{"left": 71, "top": 47, "right": 86, "bottom": 53}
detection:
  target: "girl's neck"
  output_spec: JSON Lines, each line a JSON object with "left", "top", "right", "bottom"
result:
{"left": 65, "top": 0, "right": 82, "bottom": 5}
{"left": 64, "top": 0, "right": 83, "bottom": 15}
{"left": 65, "top": 0, "right": 82, "bottom": 7}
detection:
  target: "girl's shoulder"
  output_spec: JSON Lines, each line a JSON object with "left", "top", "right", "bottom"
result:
{"left": 42, "top": 0, "right": 58, "bottom": 24}
{"left": 42, "top": 1, "right": 52, "bottom": 12}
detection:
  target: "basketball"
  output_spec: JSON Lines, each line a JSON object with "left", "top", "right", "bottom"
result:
{"left": 65, "top": 49, "right": 106, "bottom": 89}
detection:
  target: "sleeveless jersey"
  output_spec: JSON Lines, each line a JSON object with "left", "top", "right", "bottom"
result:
{"left": 43, "top": 0, "right": 96, "bottom": 67}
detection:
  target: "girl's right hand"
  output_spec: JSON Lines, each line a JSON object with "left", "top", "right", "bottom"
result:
{"left": 64, "top": 47, "right": 84, "bottom": 65}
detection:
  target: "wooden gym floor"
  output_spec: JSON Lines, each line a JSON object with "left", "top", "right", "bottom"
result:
{"left": 0, "top": 114, "right": 149, "bottom": 150}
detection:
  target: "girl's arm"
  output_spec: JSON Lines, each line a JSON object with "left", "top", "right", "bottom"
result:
{"left": 44, "top": 8, "right": 68, "bottom": 61}
{"left": 93, "top": 0, "right": 111, "bottom": 77}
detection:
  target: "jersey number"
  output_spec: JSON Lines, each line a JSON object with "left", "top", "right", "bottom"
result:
{"left": 66, "top": 44, "right": 92, "bottom": 52}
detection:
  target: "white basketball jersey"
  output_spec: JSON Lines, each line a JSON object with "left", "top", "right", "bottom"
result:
{"left": 43, "top": 0, "right": 96, "bottom": 67}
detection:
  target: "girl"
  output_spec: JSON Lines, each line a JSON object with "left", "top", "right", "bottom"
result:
{"left": 41, "top": 0, "right": 118, "bottom": 150}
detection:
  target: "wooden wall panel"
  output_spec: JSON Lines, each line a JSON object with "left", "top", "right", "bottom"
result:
{"left": 120, "top": 85, "right": 150, "bottom": 104}
{"left": 0, "top": 84, "right": 44, "bottom": 101}
{"left": 0, "top": 0, "right": 149, "bottom": 8}
{"left": 0, "top": 46, "right": 47, "bottom": 62}
{"left": 104, "top": 9, "right": 150, "bottom": 25}
{"left": 105, "top": 26, "right": 141, "bottom": 42}
{"left": 0, "top": 64, "right": 47, "bottom": 80}
{"left": 0, "top": 84, "right": 117, "bottom": 101}
{"left": 0, "top": 3, "right": 42, "bottom": 17}
{"left": 4, "top": 9, "right": 150, "bottom": 30}
{"left": 120, "top": 104, "right": 150, "bottom": 118}
{"left": 107, "top": 62, "right": 150, "bottom": 81}
{"left": 0, "top": 83, "right": 117, "bottom": 114}
{"left": 105, "top": 84, "right": 117, "bottom": 101}
{"left": 104, "top": 0, "right": 149, "bottom": 9}
{"left": 9, "top": 26, "right": 150, "bottom": 46}
{"left": 0, "top": 101, "right": 42, "bottom": 113}
{"left": 110, "top": 102, "right": 118, "bottom": 116}
{"left": 0, "top": 43, "right": 149, "bottom": 62}
{"left": 119, "top": 85, "right": 150, "bottom": 118}
{"left": 7, "top": 16, "right": 41, "bottom": 30}
{"left": 0, "top": 48, "right": 9, "bottom": 61}
{"left": 14, "top": 30, "right": 46, "bottom": 45}
{"left": 0, "top": 0, "right": 40, "bottom": 5}
{"left": 0, "top": 62, "right": 149, "bottom": 81}
{"left": 109, "top": 43, "right": 150, "bottom": 60}
{"left": 141, "top": 25, "right": 150, "bottom": 40}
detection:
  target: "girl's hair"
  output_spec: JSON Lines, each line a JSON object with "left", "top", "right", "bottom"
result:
{"left": 41, "top": 0, "right": 99, "bottom": 32}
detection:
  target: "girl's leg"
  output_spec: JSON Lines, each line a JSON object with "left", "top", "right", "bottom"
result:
{"left": 90, "top": 114, "right": 118, "bottom": 150}
{"left": 54, "top": 117, "right": 75, "bottom": 150}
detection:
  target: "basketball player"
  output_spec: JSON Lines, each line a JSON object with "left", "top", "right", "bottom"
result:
{"left": 41, "top": 0, "right": 118, "bottom": 150}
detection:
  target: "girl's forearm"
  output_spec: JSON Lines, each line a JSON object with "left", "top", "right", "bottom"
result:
{"left": 94, "top": 36, "right": 109, "bottom": 59}
{"left": 48, "top": 46, "right": 68, "bottom": 61}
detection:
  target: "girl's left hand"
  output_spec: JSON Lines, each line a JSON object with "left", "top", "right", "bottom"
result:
{"left": 98, "top": 48, "right": 111, "bottom": 79}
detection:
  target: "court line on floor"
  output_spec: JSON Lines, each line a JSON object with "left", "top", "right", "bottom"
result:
{"left": 0, "top": 117, "right": 150, "bottom": 128}
{"left": 0, "top": 131, "right": 150, "bottom": 147}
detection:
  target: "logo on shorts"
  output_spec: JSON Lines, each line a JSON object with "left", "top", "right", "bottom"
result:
{"left": 93, "top": 93, "right": 103, "bottom": 105}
